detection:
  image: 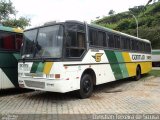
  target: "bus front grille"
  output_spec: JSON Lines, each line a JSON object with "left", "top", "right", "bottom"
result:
{"left": 24, "top": 80, "right": 45, "bottom": 89}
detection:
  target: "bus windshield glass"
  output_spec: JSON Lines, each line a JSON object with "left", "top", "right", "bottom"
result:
{"left": 22, "top": 29, "right": 37, "bottom": 58}
{"left": 22, "top": 25, "right": 63, "bottom": 59}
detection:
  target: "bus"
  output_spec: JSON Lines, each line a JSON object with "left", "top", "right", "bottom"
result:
{"left": 152, "top": 49, "right": 160, "bottom": 67}
{"left": 18, "top": 21, "right": 152, "bottom": 98}
{"left": 0, "top": 26, "right": 23, "bottom": 90}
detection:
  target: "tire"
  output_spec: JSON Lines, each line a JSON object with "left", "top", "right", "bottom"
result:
{"left": 78, "top": 74, "right": 93, "bottom": 99}
{"left": 135, "top": 66, "right": 141, "bottom": 81}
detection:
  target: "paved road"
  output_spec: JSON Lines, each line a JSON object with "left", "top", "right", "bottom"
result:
{"left": 0, "top": 76, "right": 160, "bottom": 119}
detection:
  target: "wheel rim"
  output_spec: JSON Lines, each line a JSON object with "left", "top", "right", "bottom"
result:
{"left": 83, "top": 79, "right": 91, "bottom": 93}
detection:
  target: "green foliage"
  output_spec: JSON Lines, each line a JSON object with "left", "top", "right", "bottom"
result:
{"left": 108, "top": 10, "right": 115, "bottom": 15}
{"left": 129, "top": 5, "right": 145, "bottom": 15}
{"left": 149, "top": 70, "right": 160, "bottom": 77}
{"left": 0, "top": 0, "right": 16, "bottom": 20}
{"left": 0, "top": 0, "right": 30, "bottom": 29}
{"left": 144, "top": 2, "right": 160, "bottom": 15}
{"left": 3, "top": 17, "right": 30, "bottom": 29}
{"left": 95, "top": 12, "right": 131, "bottom": 24}
{"left": 116, "top": 19, "right": 131, "bottom": 31}
{"left": 98, "top": 23, "right": 117, "bottom": 29}
{"left": 94, "top": 1, "right": 160, "bottom": 49}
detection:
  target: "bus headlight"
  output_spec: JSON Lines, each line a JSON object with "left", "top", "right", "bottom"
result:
{"left": 46, "top": 74, "right": 54, "bottom": 79}
{"left": 46, "top": 74, "right": 61, "bottom": 79}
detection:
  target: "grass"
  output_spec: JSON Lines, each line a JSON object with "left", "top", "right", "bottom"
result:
{"left": 148, "top": 70, "right": 160, "bottom": 77}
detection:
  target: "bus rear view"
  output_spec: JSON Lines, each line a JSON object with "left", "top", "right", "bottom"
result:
{"left": 0, "top": 26, "right": 23, "bottom": 90}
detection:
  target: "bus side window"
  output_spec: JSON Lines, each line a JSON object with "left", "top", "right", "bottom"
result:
{"left": 121, "top": 37, "right": 124, "bottom": 49}
{"left": 105, "top": 33, "right": 109, "bottom": 47}
{"left": 77, "top": 32, "right": 85, "bottom": 47}
{"left": 142, "top": 42, "right": 145, "bottom": 52}
{"left": 127, "top": 38, "right": 130, "bottom": 50}
{"left": 108, "top": 33, "right": 114, "bottom": 48}
{"left": 98, "top": 31, "right": 106, "bottom": 47}
{"left": 89, "top": 28, "right": 97, "bottom": 46}
{"left": 65, "top": 24, "right": 86, "bottom": 58}
{"left": 146, "top": 43, "right": 151, "bottom": 53}
{"left": 136, "top": 41, "right": 140, "bottom": 51}
{"left": 121, "top": 37, "right": 129, "bottom": 50}
{"left": 66, "top": 31, "right": 76, "bottom": 47}
{"left": 114, "top": 35, "right": 120, "bottom": 49}
{"left": 132, "top": 40, "right": 137, "bottom": 51}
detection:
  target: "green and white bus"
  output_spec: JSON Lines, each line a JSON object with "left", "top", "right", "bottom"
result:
{"left": 18, "top": 21, "right": 152, "bottom": 98}
{"left": 152, "top": 49, "right": 160, "bottom": 67}
{"left": 0, "top": 26, "right": 23, "bottom": 90}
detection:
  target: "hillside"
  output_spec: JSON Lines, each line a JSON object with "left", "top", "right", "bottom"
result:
{"left": 94, "top": 2, "right": 160, "bottom": 49}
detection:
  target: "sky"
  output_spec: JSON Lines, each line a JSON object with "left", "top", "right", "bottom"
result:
{"left": 11, "top": 0, "right": 151, "bottom": 28}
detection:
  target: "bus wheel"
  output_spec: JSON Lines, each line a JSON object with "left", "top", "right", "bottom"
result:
{"left": 79, "top": 74, "right": 93, "bottom": 99}
{"left": 135, "top": 66, "right": 141, "bottom": 81}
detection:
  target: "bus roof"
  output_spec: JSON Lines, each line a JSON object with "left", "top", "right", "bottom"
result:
{"left": 0, "top": 25, "right": 23, "bottom": 33}
{"left": 24, "top": 20, "right": 150, "bottom": 43}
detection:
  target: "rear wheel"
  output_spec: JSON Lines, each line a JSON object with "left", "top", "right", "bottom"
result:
{"left": 135, "top": 66, "right": 141, "bottom": 81}
{"left": 78, "top": 74, "right": 93, "bottom": 99}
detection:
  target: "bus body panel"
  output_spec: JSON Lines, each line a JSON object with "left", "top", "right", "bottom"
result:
{"left": 0, "top": 69, "right": 15, "bottom": 89}
{"left": 152, "top": 49, "right": 160, "bottom": 67}
{"left": 18, "top": 21, "right": 152, "bottom": 95}
{"left": 0, "top": 26, "right": 23, "bottom": 90}
{"left": 18, "top": 50, "right": 152, "bottom": 93}
{"left": 0, "top": 52, "right": 21, "bottom": 89}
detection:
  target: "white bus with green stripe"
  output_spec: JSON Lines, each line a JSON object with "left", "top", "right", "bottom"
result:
{"left": 0, "top": 26, "right": 23, "bottom": 89}
{"left": 18, "top": 21, "right": 152, "bottom": 98}
{"left": 152, "top": 49, "right": 160, "bottom": 67}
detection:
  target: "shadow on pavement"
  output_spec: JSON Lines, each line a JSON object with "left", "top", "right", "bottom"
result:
{"left": 0, "top": 88, "right": 33, "bottom": 97}
{"left": 25, "top": 77, "right": 138, "bottom": 101}
{"left": 8, "top": 74, "right": 149, "bottom": 101}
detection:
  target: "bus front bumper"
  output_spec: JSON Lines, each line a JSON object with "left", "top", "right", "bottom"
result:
{"left": 18, "top": 77, "right": 75, "bottom": 93}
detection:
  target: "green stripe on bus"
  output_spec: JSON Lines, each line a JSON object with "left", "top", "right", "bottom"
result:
{"left": 0, "top": 26, "right": 13, "bottom": 32}
{"left": 0, "top": 53, "right": 19, "bottom": 87}
{"left": 0, "top": 26, "right": 22, "bottom": 33}
{"left": 36, "top": 62, "right": 45, "bottom": 73}
{"left": 105, "top": 50, "right": 123, "bottom": 80}
{"left": 13, "top": 53, "right": 21, "bottom": 60}
{"left": 152, "top": 51, "right": 160, "bottom": 55}
{"left": 115, "top": 52, "right": 129, "bottom": 78}
{"left": 0, "top": 52, "right": 18, "bottom": 67}
{"left": 30, "top": 62, "right": 39, "bottom": 73}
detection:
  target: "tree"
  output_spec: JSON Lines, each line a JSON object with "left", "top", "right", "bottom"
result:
{"left": 3, "top": 17, "right": 30, "bottom": 29}
{"left": 108, "top": 10, "right": 115, "bottom": 15}
{"left": 146, "top": 0, "right": 153, "bottom": 6}
{"left": 0, "top": 0, "right": 16, "bottom": 21}
{"left": 0, "top": 0, "right": 30, "bottom": 29}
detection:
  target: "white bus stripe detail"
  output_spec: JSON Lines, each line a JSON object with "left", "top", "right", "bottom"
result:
{"left": 0, "top": 69, "right": 14, "bottom": 89}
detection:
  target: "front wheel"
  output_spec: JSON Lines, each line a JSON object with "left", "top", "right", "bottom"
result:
{"left": 78, "top": 74, "right": 93, "bottom": 99}
{"left": 135, "top": 66, "right": 141, "bottom": 81}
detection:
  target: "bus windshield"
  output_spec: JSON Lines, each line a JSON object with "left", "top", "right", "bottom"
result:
{"left": 22, "top": 25, "right": 63, "bottom": 59}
